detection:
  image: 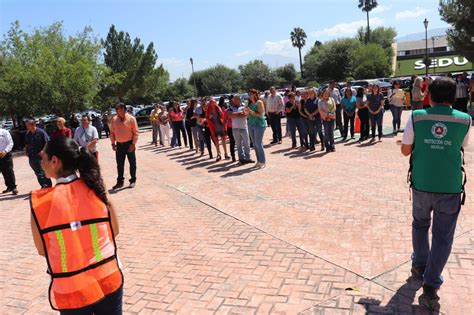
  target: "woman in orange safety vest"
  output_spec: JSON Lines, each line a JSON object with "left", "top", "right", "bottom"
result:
{"left": 30, "top": 137, "right": 123, "bottom": 314}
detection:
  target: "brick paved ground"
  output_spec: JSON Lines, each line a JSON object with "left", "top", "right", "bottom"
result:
{"left": 1, "top": 112, "right": 473, "bottom": 314}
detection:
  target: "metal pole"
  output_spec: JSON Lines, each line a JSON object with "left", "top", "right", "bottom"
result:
{"left": 190, "top": 58, "right": 197, "bottom": 97}
{"left": 424, "top": 19, "right": 428, "bottom": 77}
{"left": 432, "top": 37, "right": 436, "bottom": 74}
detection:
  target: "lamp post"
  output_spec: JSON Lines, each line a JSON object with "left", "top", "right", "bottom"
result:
{"left": 423, "top": 18, "right": 429, "bottom": 77}
{"left": 190, "top": 57, "right": 197, "bottom": 97}
{"left": 431, "top": 36, "right": 436, "bottom": 74}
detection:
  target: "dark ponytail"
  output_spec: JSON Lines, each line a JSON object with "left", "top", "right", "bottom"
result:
{"left": 44, "top": 137, "right": 109, "bottom": 205}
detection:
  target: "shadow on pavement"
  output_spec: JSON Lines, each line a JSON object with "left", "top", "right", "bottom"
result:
{"left": 186, "top": 160, "right": 215, "bottom": 170}
{"left": 271, "top": 147, "right": 292, "bottom": 154}
{"left": 303, "top": 150, "right": 328, "bottom": 160}
{"left": 0, "top": 192, "right": 30, "bottom": 201}
{"left": 220, "top": 166, "right": 259, "bottom": 178}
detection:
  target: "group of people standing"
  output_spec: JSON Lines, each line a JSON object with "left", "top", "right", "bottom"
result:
{"left": 148, "top": 90, "right": 266, "bottom": 168}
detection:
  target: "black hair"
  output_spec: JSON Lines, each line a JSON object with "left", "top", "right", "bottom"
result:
{"left": 116, "top": 102, "right": 126, "bottom": 110}
{"left": 44, "top": 137, "right": 109, "bottom": 206}
{"left": 218, "top": 96, "right": 226, "bottom": 108}
{"left": 429, "top": 77, "right": 456, "bottom": 104}
{"left": 356, "top": 87, "right": 364, "bottom": 98}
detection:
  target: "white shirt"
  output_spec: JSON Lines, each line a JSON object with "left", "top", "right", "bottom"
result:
{"left": 0, "top": 128, "right": 14, "bottom": 154}
{"left": 402, "top": 115, "right": 470, "bottom": 147}
{"left": 74, "top": 125, "right": 99, "bottom": 152}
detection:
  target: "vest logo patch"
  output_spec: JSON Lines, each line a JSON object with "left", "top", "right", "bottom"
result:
{"left": 431, "top": 123, "right": 447, "bottom": 139}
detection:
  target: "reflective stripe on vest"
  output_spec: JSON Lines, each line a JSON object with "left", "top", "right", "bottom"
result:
{"left": 31, "top": 179, "right": 123, "bottom": 311}
{"left": 410, "top": 106, "right": 470, "bottom": 194}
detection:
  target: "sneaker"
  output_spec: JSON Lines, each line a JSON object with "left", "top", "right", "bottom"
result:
{"left": 129, "top": 182, "right": 136, "bottom": 189}
{"left": 419, "top": 284, "right": 440, "bottom": 311}
{"left": 2, "top": 188, "right": 12, "bottom": 194}
{"left": 278, "top": 141, "right": 282, "bottom": 144}
{"left": 112, "top": 182, "right": 124, "bottom": 190}
{"left": 411, "top": 266, "right": 425, "bottom": 280}
{"left": 255, "top": 162, "right": 266, "bottom": 169}
{"left": 11, "top": 188, "right": 18, "bottom": 195}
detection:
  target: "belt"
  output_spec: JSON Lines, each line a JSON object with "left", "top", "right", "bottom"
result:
{"left": 117, "top": 140, "right": 132, "bottom": 144}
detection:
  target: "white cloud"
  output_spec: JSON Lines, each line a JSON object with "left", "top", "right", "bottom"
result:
{"left": 235, "top": 50, "right": 250, "bottom": 57}
{"left": 312, "top": 17, "right": 384, "bottom": 37}
{"left": 372, "top": 4, "right": 392, "bottom": 14}
{"left": 395, "top": 7, "right": 430, "bottom": 20}
{"left": 260, "top": 39, "right": 294, "bottom": 57}
{"left": 160, "top": 57, "right": 186, "bottom": 67}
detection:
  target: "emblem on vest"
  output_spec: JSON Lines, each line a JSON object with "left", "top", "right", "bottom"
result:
{"left": 431, "top": 123, "right": 447, "bottom": 139}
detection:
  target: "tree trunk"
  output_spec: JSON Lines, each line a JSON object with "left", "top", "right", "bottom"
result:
{"left": 366, "top": 10, "right": 370, "bottom": 43}
{"left": 298, "top": 48, "right": 304, "bottom": 79}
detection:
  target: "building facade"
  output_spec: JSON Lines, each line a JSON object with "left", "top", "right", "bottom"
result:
{"left": 394, "top": 34, "right": 472, "bottom": 77}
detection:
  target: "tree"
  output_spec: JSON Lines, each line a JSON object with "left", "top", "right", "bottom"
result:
{"left": 238, "top": 60, "right": 278, "bottom": 91}
{"left": 102, "top": 25, "right": 162, "bottom": 102}
{"left": 0, "top": 21, "right": 104, "bottom": 122}
{"left": 161, "top": 78, "right": 194, "bottom": 101}
{"left": 439, "top": 0, "right": 474, "bottom": 62}
{"left": 358, "top": 0, "right": 378, "bottom": 43}
{"left": 290, "top": 27, "right": 307, "bottom": 78}
{"left": 189, "top": 64, "right": 242, "bottom": 96}
{"left": 357, "top": 26, "right": 397, "bottom": 62}
{"left": 275, "top": 64, "right": 297, "bottom": 85}
{"left": 303, "top": 39, "right": 361, "bottom": 82}
{"left": 352, "top": 44, "right": 392, "bottom": 79}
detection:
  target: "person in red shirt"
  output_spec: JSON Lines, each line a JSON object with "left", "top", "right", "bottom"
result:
{"left": 421, "top": 77, "right": 432, "bottom": 109}
{"left": 206, "top": 99, "right": 228, "bottom": 161}
{"left": 51, "top": 117, "right": 72, "bottom": 139}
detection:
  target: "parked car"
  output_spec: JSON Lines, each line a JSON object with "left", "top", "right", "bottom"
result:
{"left": 134, "top": 106, "right": 154, "bottom": 127}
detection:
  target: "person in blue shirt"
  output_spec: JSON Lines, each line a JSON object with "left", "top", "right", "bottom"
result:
{"left": 24, "top": 119, "right": 52, "bottom": 188}
{"left": 341, "top": 89, "right": 357, "bottom": 140}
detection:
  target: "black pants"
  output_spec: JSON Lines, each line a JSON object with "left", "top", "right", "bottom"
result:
{"left": 343, "top": 112, "right": 355, "bottom": 138}
{"left": 60, "top": 287, "right": 123, "bottom": 315}
{"left": 0, "top": 153, "right": 16, "bottom": 190}
{"left": 116, "top": 141, "right": 136, "bottom": 183}
{"left": 103, "top": 125, "right": 110, "bottom": 138}
{"left": 203, "top": 127, "right": 213, "bottom": 158}
{"left": 335, "top": 104, "right": 343, "bottom": 131}
{"left": 358, "top": 109, "right": 370, "bottom": 140}
{"left": 269, "top": 113, "right": 282, "bottom": 142}
{"left": 454, "top": 98, "right": 468, "bottom": 113}
{"left": 369, "top": 111, "right": 384, "bottom": 139}
{"left": 227, "top": 127, "right": 235, "bottom": 159}
{"left": 29, "top": 156, "right": 52, "bottom": 188}
{"left": 171, "top": 121, "right": 187, "bottom": 147}
{"left": 185, "top": 121, "right": 194, "bottom": 149}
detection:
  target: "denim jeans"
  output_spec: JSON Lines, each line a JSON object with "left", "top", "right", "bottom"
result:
{"left": 369, "top": 110, "right": 384, "bottom": 139}
{"left": 28, "top": 156, "right": 52, "bottom": 188}
{"left": 185, "top": 121, "right": 194, "bottom": 149}
{"left": 151, "top": 123, "right": 161, "bottom": 145}
{"left": 306, "top": 117, "right": 324, "bottom": 149}
{"left": 322, "top": 119, "right": 335, "bottom": 150}
{"left": 248, "top": 125, "right": 266, "bottom": 163}
{"left": 191, "top": 126, "right": 200, "bottom": 150}
{"left": 171, "top": 121, "right": 187, "bottom": 147}
{"left": 287, "top": 117, "right": 307, "bottom": 147}
{"left": 411, "top": 189, "right": 461, "bottom": 288}
{"left": 335, "top": 104, "right": 343, "bottom": 131}
{"left": 390, "top": 105, "right": 403, "bottom": 131}
{"left": 116, "top": 141, "right": 136, "bottom": 183}
{"left": 268, "top": 113, "right": 282, "bottom": 142}
{"left": 232, "top": 128, "right": 251, "bottom": 161}
{"left": 60, "top": 287, "right": 123, "bottom": 315}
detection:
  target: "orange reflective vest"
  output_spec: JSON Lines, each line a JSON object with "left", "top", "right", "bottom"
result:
{"left": 31, "top": 178, "right": 123, "bottom": 311}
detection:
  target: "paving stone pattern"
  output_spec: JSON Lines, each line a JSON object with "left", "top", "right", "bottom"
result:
{"left": 0, "top": 114, "right": 472, "bottom": 314}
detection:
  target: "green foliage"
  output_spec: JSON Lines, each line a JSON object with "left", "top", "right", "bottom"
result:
{"left": 275, "top": 64, "right": 297, "bottom": 85}
{"left": 161, "top": 78, "right": 194, "bottom": 101}
{"left": 238, "top": 60, "right": 278, "bottom": 91}
{"left": 439, "top": 0, "right": 474, "bottom": 62}
{"left": 0, "top": 21, "right": 104, "bottom": 119}
{"left": 189, "top": 64, "right": 242, "bottom": 96}
{"left": 102, "top": 25, "right": 167, "bottom": 102}
{"left": 352, "top": 44, "right": 392, "bottom": 79}
{"left": 357, "top": 26, "right": 397, "bottom": 61}
{"left": 304, "top": 38, "right": 361, "bottom": 82}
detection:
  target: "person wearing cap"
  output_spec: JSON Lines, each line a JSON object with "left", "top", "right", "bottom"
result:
{"left": 401, "top": 77, "right": 471, "bottom": 310}
{"left": 110, "top": 102, "right": 139, "bottom": 189}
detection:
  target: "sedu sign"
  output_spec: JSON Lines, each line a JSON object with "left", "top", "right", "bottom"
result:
{"left": 414, "top": 56, "right": 469, "bottom": 70}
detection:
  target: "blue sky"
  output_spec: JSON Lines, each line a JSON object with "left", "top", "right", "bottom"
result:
{"left": 1, "top": 0, "right": 448, "bottom": 80}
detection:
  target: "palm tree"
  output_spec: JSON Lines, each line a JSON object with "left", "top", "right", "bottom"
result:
{"left": 358, "top": 0, "right": 378, "bottom": 43}
{"left": 290, "top": 27, "right": 307, "bottom": 79}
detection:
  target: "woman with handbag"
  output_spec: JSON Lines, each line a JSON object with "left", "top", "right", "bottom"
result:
{"left": 206, "top": 99, "right": 228, "bottom": 161}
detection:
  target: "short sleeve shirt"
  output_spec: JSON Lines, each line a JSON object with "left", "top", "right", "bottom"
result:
{"left": 367, "top": 94, "right": 384, "bottom": 112}
{"left": 25, "top": 128, "right": 49, "bottom": 157}
{"left": 285, "top": 101, "right": 300, "bottom": 119}
{"left": 74, "top": 126, "right": 99, "bottom": 152}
